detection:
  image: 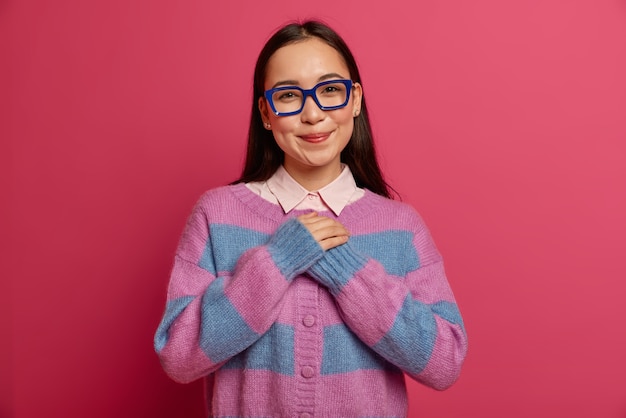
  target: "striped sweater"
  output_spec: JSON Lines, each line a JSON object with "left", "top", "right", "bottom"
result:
{"left": 154, "top": 183, "right": 467, "bottom": 417}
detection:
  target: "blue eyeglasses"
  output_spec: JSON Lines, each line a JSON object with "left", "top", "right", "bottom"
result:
{"left": 264, "top": 79, "right": 353, "bottom": 116}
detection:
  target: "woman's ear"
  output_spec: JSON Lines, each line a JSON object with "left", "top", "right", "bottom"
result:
{"left": 352, "top": 82, "right": 363, "bottom": 117}
{"left": 258, "top": 97, "right": 271, "bottom": 129}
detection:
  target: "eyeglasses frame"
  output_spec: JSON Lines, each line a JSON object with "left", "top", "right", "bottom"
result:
{"left": 264, "top": 79, "right": 354, "bottom": 117}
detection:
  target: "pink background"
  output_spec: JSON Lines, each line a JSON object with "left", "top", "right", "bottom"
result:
{"left": 3, "top": 0, "right": 626, "bottom": 417}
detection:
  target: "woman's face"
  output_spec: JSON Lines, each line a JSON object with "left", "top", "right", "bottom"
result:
{"left": 259, "top": 37, "right": 362, "bottom": 188}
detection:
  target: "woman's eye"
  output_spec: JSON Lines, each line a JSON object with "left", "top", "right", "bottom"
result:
{"left": 277, "top": 91, "right": 300, "bottom": 101}
{"left": 321, "top": 85, "right": 344, "bottom": 95}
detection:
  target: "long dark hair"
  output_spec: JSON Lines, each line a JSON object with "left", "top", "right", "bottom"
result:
{"left": 233, "top": 20, "right": 394, "bottom": 199}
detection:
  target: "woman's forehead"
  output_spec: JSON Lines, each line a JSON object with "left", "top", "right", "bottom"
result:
{"left": 265, "top": 38, "right": 350, "bottom": 86}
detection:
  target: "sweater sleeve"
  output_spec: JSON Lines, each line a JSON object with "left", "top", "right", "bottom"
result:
{"left": 306, "top": 209, "right": 467, "bottom": 390}
{"left": 154, "top": 196, "right": 324, "bottom": 383}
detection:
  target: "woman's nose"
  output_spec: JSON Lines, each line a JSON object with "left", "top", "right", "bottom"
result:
{"left": 299, "top": 95, "right": 325, "bottom": 124}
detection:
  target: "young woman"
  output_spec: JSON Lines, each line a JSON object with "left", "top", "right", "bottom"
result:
{"left": 155, "top": 20, "right": 467, "bottom": 417}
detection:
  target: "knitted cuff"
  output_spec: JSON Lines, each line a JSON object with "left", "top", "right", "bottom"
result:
{"left": 267, "top": 218, "right": 325, "bottom": 281}
{"left": 307, "top": 242, "right": 368, "bottom": 295}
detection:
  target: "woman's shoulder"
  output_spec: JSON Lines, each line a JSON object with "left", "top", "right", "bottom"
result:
{"left": 193, "top": 183, "right": 284, "bottom": 225}
{"left": 187, "top": 184, "right": 252, "bottom": 217}
{"left": 192, "top": 184, "right": 236, "bottom": 207}
{"left": 364, "top": 190, "right": 422, "bottom": 215}
{"left": 197, "top": 183, "right": 241, "bottom": 201}
{"left": 347, "top": 190, "right": 427, "bottom": 228}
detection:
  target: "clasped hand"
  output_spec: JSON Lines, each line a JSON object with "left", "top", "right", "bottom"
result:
{"left": 297, "top": 212, "right": 350, "bottom": 251}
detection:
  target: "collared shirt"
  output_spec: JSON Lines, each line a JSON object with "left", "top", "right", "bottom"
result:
{"left": 246, "top": 165, "right": 365, "bottom": 216}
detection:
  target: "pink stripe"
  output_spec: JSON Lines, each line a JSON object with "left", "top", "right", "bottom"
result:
{"left": 159, "top": 298, "right": 218, "bottom": 383}
{"left": 166, "top": 256, "right": 215, "bottom": 300}
{"left": 412, "top": 224, "right": 441, "bottom": 266}
{"left": 341, "top": 198, "right": 424, "bottom": 235}
{"left": 176, "top": 210, "right": 210, "bottom": 264}
{"left": 201, "top": 186, "right": 283, "bottom": 233}
{"left": 335, "top": 260, "right": 407, "bottom": 346}
{"left": 317, "top": 370, "right": 407, "bottom": 417}
{"left": 317, "top": 285, "right": 343, "bottom": 325}
{"left": 406, "top": 261, "right": 458, "bottom": 304}
{"left": 223, "top": 247, "right": 291, "bottom": 333}
{"left": 211, "top": 369, "right": 298, "bottom": 417}
{"left": 209, "top": 369, "right": 407, "bottom": 417}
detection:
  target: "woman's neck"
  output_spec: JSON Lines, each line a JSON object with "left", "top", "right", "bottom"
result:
{"left": 282, "top": 162, "right": 343, "bottom": 191}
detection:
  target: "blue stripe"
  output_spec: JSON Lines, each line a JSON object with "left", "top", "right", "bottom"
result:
{"left": 199, "top": 224, "right": 270, "bottom": 274}
{"left": 154, "top": 296, "right": 195, "bottom": 352}
{"left": 266, "top": 217, "right": 324, "bottom": 280}
{"left": 372, "top": 294, "right": 437, "bottom": 375}
{"left": 351, "top": 231, "right": 419, "bottom": 276}
{"left": 431, "top": 300, "right": 466, "bottom": 334}
{"left": 199, "top": 277, "right": 259, "bottom": 363}
{"left": 222, "top": 323, "right": 295, "bottom": 375}
{"left": 321, "top": 324, "right": 396, "bottom": 375}
{"left": 308, "top": 242, "right": 368, "bottom": 294}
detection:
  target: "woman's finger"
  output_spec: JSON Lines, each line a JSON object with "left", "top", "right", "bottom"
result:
{"left": 297, "top": 213, "right": 350, "bottom": 249}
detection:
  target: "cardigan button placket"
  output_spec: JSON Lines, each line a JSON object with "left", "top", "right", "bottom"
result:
{"left": 294, "top": 278, "right": 319, "bottom": 416}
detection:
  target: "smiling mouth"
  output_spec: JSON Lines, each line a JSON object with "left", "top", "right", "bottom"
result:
{"left": 299, "top": 132, "right": 331, "bottom": 143}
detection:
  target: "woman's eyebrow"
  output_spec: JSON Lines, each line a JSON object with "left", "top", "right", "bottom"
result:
{"left": 317, "top": 73, "right": 345, "bottom": 82}
{"left": 271, "top": 79, "right": 300, "bottom": 88}
{"left": 270, "top": 73, "right": 347, "bottom": 89}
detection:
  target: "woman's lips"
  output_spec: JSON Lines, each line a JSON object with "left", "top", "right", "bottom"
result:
{"left": 299, "top": 132, "right": 331, "bottom": 143}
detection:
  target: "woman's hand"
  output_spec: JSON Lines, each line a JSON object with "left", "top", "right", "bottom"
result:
{"left": 297, "top": 212, "right": 350, "bottom": 251}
